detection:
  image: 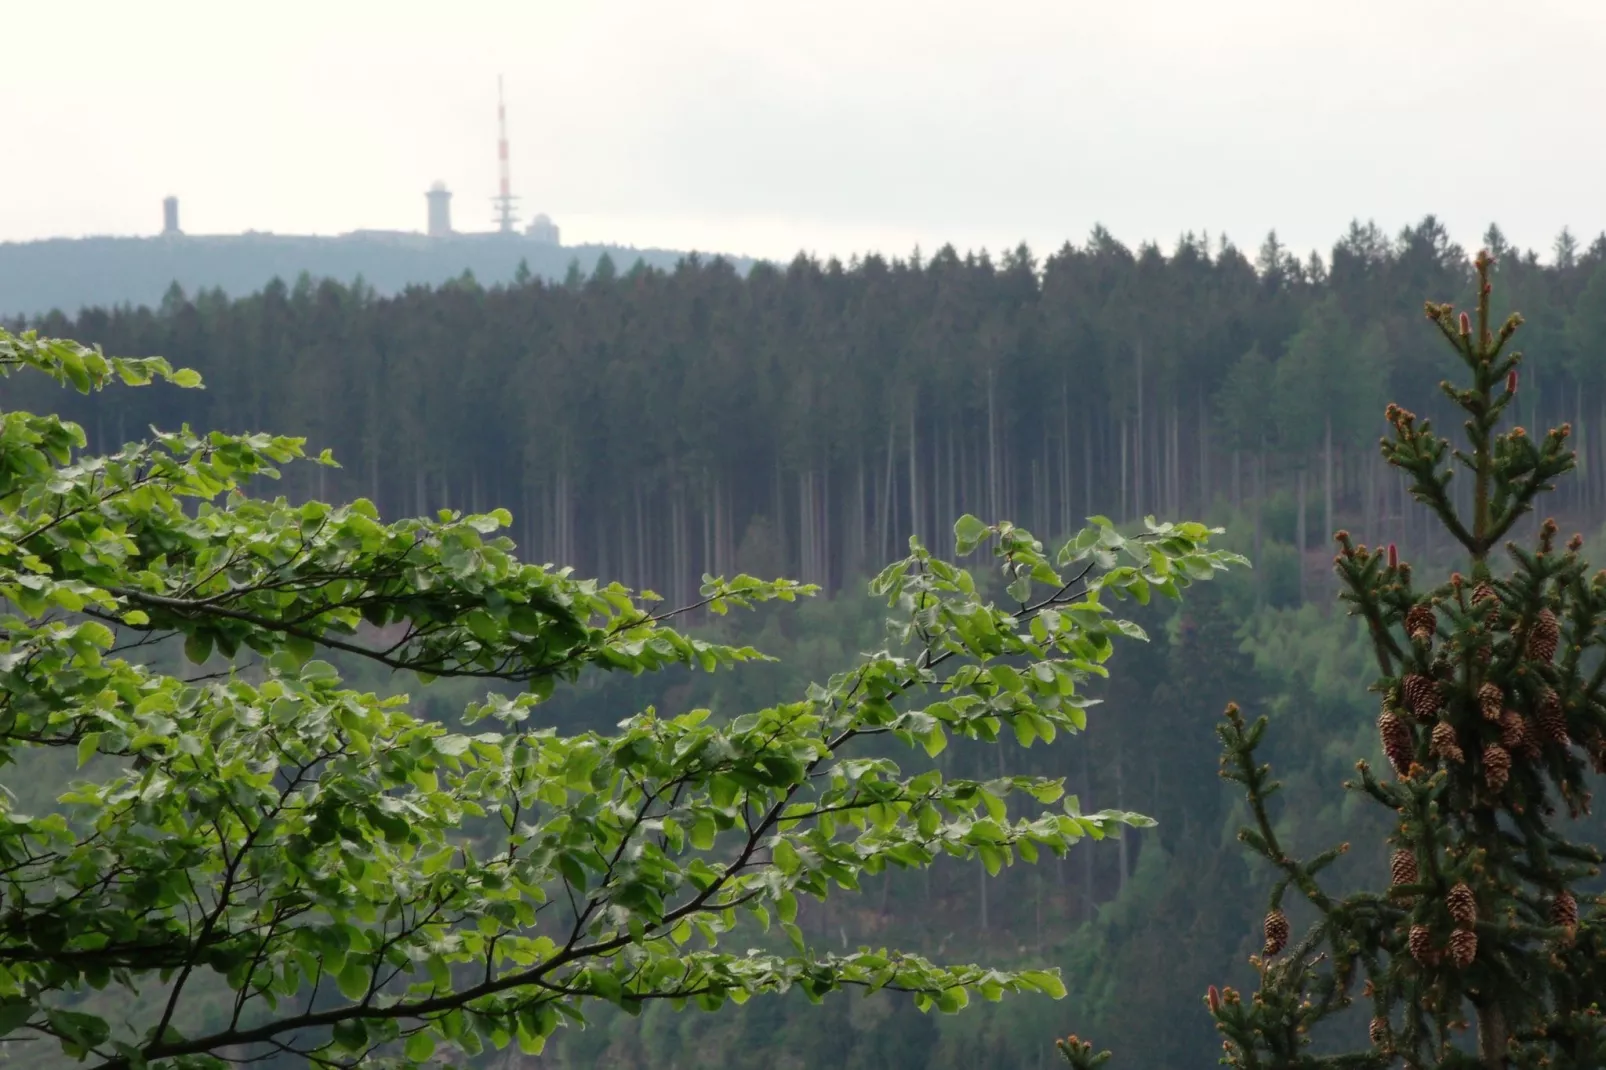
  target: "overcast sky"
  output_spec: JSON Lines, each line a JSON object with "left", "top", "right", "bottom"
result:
{"left": 5, "top": 0, "right": 1603, "bottom": 264}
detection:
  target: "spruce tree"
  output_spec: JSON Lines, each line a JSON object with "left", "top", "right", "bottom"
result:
{"left": 1209, "top": 250, "right": 1605, "bottom": 1068}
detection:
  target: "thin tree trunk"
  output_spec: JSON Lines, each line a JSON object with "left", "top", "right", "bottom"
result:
{"left": 1297, "top": 467, "right": 1308, "bottom": 603}
{"left": 987, "top": 370, "right": 1000, "bottom": 522}
{"left": 1115, "top": 742, "right": 1129, "bottom": 894}
{"left": 1324, "top": 415, "right": 1334, "bottom": 597}
{"left": 1120, "top": 418, "right": 1129, "bottom": 523}
{"left": 1084, "top": 412, "right": 1093, "bottom": 521}
{"left": 1253, "top": 449, "right": 1264, "bottom": 597}
{"left": 909, "top": 409, "right": 919, "bottom": 549}
{"left": 1135, "top": 341, "right": 1144, "bottom": 520}
{"left": 879, "top": 422, "right": 895, "bottom": 562}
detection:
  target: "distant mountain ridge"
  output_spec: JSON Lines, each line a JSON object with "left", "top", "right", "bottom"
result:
{"left": 0, "top": 232, "right": 759, "bottom": 316}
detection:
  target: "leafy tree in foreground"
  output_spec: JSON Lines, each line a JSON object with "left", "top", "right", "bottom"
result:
{"left": 1206, "top": 250, "right": 1606, "bottom": 1068}
{"left": 0, "top": 327, "right": 1243, "bottom": 1068}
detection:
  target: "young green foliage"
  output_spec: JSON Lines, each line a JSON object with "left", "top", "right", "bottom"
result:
{"left": 0, "top": 326, "right": 1243, "bottom": 1069}
{"left": 1211, "top": 252, "right": 1606, "bottom": 1069}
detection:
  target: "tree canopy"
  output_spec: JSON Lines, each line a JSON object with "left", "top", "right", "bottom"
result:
{"left": 0, "top": 327, "right": 1243, "bottom": 1068}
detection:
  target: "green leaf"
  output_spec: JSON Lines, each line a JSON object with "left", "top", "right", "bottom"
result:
{"left": 404, "top": 1031, "right": 436, "bottom": 1061}
{"left": 76, "top": 733, "right": 101, "bottom": 769}
{"left": 773, "top": 838, "right": 802, "bottom": 875}
{"left": 336, "top": 958, "right": 371, "bottom": 1001}
{"left": 0, "top": 1000, "right": 34, "bottom": 1037}
{"left": 183, "top": 630, "right": 214, "bottom": 666}
{"left": 954, "top": 514, "right": 990, "bottom": 554}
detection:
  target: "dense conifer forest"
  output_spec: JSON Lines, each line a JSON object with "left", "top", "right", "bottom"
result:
{"left": 16, "top": 216, "right": 1606, "bottom": 614}
{"left": 11, "top": 215, "right": 1606, "bottom": 1068}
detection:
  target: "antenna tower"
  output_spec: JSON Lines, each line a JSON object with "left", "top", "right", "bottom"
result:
{"left": 492, "top": 76, "right": 519, "bottom": 233}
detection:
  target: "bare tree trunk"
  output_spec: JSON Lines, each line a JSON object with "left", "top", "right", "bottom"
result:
{"left": 1134, "top": 341, "right": 1144, "bottom": 520}
{"left": 1253, "top": 449, "right": 1264, "bottom": 598}
{"left": 1297, "top": 467, "right": 1308, "bottom": 603}
{"left": 1115, "top": 742, "right": 1129, "bottom": 894}
{"left": 1120, "top": 418, "right": 1129, "bottom": 523}
{"left": 1324, "top": 415, "right": 1334, "bottom": 548}
{"left": 909, "top": 408, "right": 920, "bottom": 550}
{"left": 1062, "top": 377, "right": 1073, "bottom": 536}
{"left": 879, "top": 421, "right": 895, "bottom": 561}
{"left": 1084, "top": 411, "right": 1093, "bottom": 521}
{"left": 987, "top": 369, "right": 1000, "bottom": 522}
{"left": 821, "top": 463, "right": 831, "bottom": 590}
{"left": 1081, "top": 744, "right": 1096, "bottom": 921}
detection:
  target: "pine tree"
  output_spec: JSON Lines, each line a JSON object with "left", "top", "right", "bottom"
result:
{"left": 1211, "top": 250, "right": 1605, "bottom": 1067}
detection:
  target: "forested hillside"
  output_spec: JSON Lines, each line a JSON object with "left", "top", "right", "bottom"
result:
{"left": 0, "top": 233, "right": 752, "bottom": 318}
{"left": 16, "top": 216, "right": 1606, "bottom": 610}
{"left": 10, "top": 215, "right": 1606, "bottom": 1067}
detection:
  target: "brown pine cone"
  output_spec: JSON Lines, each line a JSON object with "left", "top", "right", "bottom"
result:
{"left": 1472, "top": 581, "right": 1500, "bottom": 607}
{"left": 1483, "top": 743, "right": 1512, "bottom": 792}
{"left": 1498, "top": 709, "right": 1527, "bottom": 752}
{"left": 1539, "top": 688, "right": 1570, "bottom": 746}
{"left": 1408, "top": 923, "right": 1436, "bottom": 965}
{"left": 1553, "top": 889, "right": 1579, "bottom": 930}
{"left": 1478, "top": 681, "right": 1503, "bottom": 721}
{"left": 1378, "top": 710, "right": 1414, "bottom": 775}
{"left": 1431, "top": 720, "right": 1464, "bottom": 763}
{"left": 1406, "top": 603, "right": 1436, "bottom": 642}
{"left": 1403, "top": 674, "right": 1441, "bottom": 720}
{"left": 1446, "top": 883, "right": 1476, "bottom": 926}
{"left": 1369, "top": 1016, "right": 1389, "bottom": 1048}
{"left": 1589, "top": 733, "right": 1606, "bottom": 775}
{"left": 1529, "top": 607, "right": 1560, "bottom": 662}
{"left": 1390, "top": 848, "right": 1419, "bottom": 887}
{"left": 1263, "top": 908, "right": 1290, "bottom": 956}
{"left": 1448, "top": 927, "right": 1478, "bottom": 969}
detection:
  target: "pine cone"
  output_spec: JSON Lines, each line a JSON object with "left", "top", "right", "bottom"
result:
{"left": 1449, "top": 927, "right": 1478, "bottom": 969}
{"left": 1431, "top": 720, "right": 1464, "bottom": 763}
{"left": 1478, "top": 681, "right": 1503, "bottom": 721}
{"left": 1404, "top": 674, "right": 1441, "bottom": 720}
{"left": 1369, "top": 1016, "right": 1389, "bottom": 1048}
{"left": 1539, "top": 688, "right": 1570, "bottom": 746}
{"left": 1472, "top": 581, "right": 1500, "bottom": 607}
{"left": 1530, "top": 608, "right": 1560, "bottom": 662}
{"left": 1553, "top": 889, "right": 1579, "bottom": 930}
{"left": 1498, "top": 709, "right": 1527, "bottom": 752}
{"left": 1390, "top": 849, "right": 1419, "bottom": 887}
{"left": 1406, "top": 603, "right": 1436, "bottom": 642}
{"left": 1378, "top": 709, "right": 1413, "bottom": 775}
{"left": 1483, "top": 743, "right": 1512, "bottom": 793}
{"left": 1447, "top": 883, "right": 1476, "bottom": 926}
{"left": 1263, "top": 909, "right": 1290, "bottom": 956}
{"left": 1589, "top": 733, "right": 1606, "bottom": 775}
{"left": 1408, "top": 923, "right": 1436, "bottom": 965}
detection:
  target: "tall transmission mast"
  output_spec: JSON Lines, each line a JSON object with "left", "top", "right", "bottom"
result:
{"left": 492, "top": 75, "right": 519, "bottom": 233}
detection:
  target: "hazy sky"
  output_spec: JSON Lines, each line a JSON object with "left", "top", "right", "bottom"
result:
{"left": 6, "top": 0, "right": 1604, "bottom": 263}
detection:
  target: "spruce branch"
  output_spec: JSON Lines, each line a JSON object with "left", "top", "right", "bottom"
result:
{"left": 1215, "top": 252, "right": 1606, "bottom": 1070}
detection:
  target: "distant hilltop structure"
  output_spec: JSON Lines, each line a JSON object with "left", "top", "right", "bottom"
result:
{"left": 0, "top": 79, "right": 732, "bottom": 315}
{"left": 526, "top": 213, "right": 559, "bottom": 246}
{"left": 152, "top": 78, "right": 559, "bottom": 249}
{"left": 485, "top": 75, "right": 559, "bottom": 246}
{"left": 426, "top": 183, "right": 453, "bottom": 238}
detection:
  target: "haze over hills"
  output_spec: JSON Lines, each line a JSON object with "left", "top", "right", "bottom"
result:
{"left": 0, "top": 230, "right": 758, "bottom": 318}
